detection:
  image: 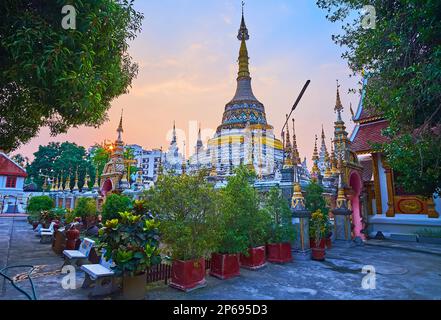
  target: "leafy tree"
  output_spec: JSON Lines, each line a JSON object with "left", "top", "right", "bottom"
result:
{"left": 316, "top": 0, "right": 441, "bottom": 197}
{"left": 304, "top": 180, "right": 329, "bottom": 215}
{"left": 219, "top": 165, "right": 270, "bottom": 251}
{"left": 27, "top": 195, "right": 54, "bottom": 214}
{"left": 10, "top": 153, "right": 29, "bottom": 168}
{"left": 145, "top": 171, "right": 219, "bottom": 261}
{"left": 90, "top": 145, "right": 111, "bottom": 176}
{"left": 263, "top": 187, "right": 294, "bottom": 244}
{"left": 0, "top": 0, "right": 143, "bottom": 152}
{"left": 74, "top": 197, "right": 97, "bottom": 219}
{"left": 26, "top": 142, "right": 94, "bottom": 191}
{"left": 101, "top": 194, "right": 132, "bottom": 221}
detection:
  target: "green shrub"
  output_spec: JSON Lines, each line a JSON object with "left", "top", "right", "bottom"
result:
{"left": 305, "top": 180, "right": 329, "bottom": 215}
{"left": 27, "top": 195, "right": 53, "bottom": 215}
{"left": 101, "top": 194, "right": 132, "bottom": 221}
{"left": 99, "top": 211, "right": 161, "bottom": 276}
{"left": 74, "top": 197, "right": 97, "bottom": 219}
{"left": 218, "top": 165, "right": 271, "bottom": 254}
{"left": 263, "top": 187, "right": 295, "bottom": 244}
{"left": 146, "top": 171, "right": 219, "bottom": 261}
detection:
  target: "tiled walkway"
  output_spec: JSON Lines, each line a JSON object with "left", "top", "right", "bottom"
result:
{"left": 1, "top": 217, "right": 441, "bottom": 300}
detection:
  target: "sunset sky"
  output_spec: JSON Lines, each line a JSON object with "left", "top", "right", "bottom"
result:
{"left": 14, "top": 0, "right": 362, "bottom": 166}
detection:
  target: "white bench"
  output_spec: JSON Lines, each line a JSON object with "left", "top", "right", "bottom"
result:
{"left": 81, "top": 251, "right": 118, "bottom": 296}
{"left": 38, "top": 222, "right": 56, "bottom": 244}
{"left": 63, "top": 238, "right": 95, "bottom": 267}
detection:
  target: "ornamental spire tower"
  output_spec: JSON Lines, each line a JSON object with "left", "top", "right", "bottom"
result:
{"left": 333, "top": 80, "right": 350, "bottom": 167}
{"left": 291, "top": 118, "right": 301, "bottom": 165}
{"left": 217, "top": 2, "right": 269, "bottom": 132}
{"left": 283, "top": 114, "right": 293, "bottom": 167}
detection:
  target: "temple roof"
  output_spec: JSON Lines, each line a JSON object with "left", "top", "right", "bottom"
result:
{"left": 352, "top": 76, "right": 384, "bottom": 123}
{"left": 0, "top": 152, "right": 27, "bottom": 177}
{"left": 350, "top": 120, "right": 389, "bottom": 154}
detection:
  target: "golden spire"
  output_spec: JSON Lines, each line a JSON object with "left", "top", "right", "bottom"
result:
{"left": 291, "top": 182, "right": 306, "bottom": 211}
{"left": 330, "top": 138, "right": 338, "bottom": 175}
{"left": 65, "top": 172, "right": 71, "bottom": 192}
{"left": 291, "top": 118, "right": 301, "bottom": 165}
{"left": 324, "top": 150, "right": 332, "bottom": 178}
{"left": 335, "top": 80, "right": 343, "bottom": 114}
{"left": 117, "top": 109, "right": 124, "bottom": 142}
{"left": 93, "top": 168, "right": 99, "bottom": 189}
{"left": 311, "top": 135, "right": 320, "bottom": 178}
{"left": 237, "top": 2, "right": 250, "bottom": 79}
{"left": 283, "top": 114, "right": 293, "bottom": 167}
{"left": 83, "top": 173, "right": 89, "bottom": 191}
{"left": 73, "top": 167, "right": 79, "bottom": 191}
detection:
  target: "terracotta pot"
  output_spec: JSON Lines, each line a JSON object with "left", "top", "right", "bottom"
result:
{"left": 266, "top": 243, "right": 292, "bottom": 263}
{"left": 65, "top": 228, "right": 80, "bottom": 250}
{"left": 240, "top": 246, "right": 266, "bottom": 270}
{"left": 122, "top": 272, "right": 146, "bottom": 300}
{"left": 311, "top": 247, "right": 326, "bottom": 261}
{"left": 32, "top": 222, "right": 39, "bottom": 230}
{"left": 310, "top": 238, "right": 326, "bottom": 249}
{"left": 170, "top": 258, "right": 206, "bottom": 292}
{"left": 210, "top": 253, "right": 240, "bottom": 280}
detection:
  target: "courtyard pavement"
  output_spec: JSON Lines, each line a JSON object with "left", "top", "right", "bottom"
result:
{"left": 1, "top": 216, "right": 441, "bottom": 300}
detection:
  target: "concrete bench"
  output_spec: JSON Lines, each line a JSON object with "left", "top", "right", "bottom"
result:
{"left": 81, "top": 252, "right": 118, "bottom": 296}
{"left": 62, "top": 238, "right": 95, "bottom": 267}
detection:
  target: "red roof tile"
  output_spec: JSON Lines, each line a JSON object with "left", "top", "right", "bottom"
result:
{"left": 0, "top": 153, "right": 27, "bottom": 177}
{"left": 351, "top": 120, "right": 389, "bottom": 153}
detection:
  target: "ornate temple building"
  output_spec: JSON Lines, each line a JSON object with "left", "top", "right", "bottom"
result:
{"left": 349, "top": 77, "right": 441, "bottom": 238}
{"left": 205, "top": 9, "right": 284, "bottom": 179}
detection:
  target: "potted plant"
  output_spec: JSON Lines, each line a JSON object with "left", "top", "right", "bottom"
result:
{"left": 210, "top": 190, "right": 246, "bottom": 280}
{"left": 99, "top": 211, "right": 161, "bottom": 300}
{"left": 305, "top": 181, "right": 330, "bottom": 249}
{"left": 74, "top": 197, "right": 97, "bottom": 228}
{"left": 146, "top": 171, "right": 218, "bottom": 291}
{"left": 101, "top": 194, "right": 132, "bottom": 221}
{"left": 219, "top": 166, "right": 270, "bottom": 270}
{"left": 263, "top": 187, "right": 295, "bottom": 263}
{"left": 310, "top": 209, "right": 328, "bottom": 261}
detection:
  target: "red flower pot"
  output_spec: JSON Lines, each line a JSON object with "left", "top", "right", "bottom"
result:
{"left": 170, "top": 258, "right": 207, "bottom": 292}
{"left": 240, "top": 246, "right": 266, "bottom": 270}
{"left": 65, "top": 228, "right": 80, "bottom": 250}
{"left": 311, "top": 247, "right": 326, "bottom": 261}
{"left": 310, "top": 238, "right": 326, "bottom": 249}
{"left": 32, "top": 222, "right": 39, "bottom": 230}
{"left": 266, "top": 243, "right": 292, "bottom": 263}
{"left": 210, "top": 253, "right": 240, "bottom": 280}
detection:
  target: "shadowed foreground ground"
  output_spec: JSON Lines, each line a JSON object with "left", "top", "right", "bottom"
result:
{"left": 1, "top": 217, "right": 441, "bottom": 300}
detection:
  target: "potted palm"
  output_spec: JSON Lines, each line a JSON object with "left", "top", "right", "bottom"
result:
{"left": 263, "top": 187, "right": 295, "bottom": 263}
{"left": 146, "top": 171, "right": 218, "bottom": 291}
{"left": 310, "top": 209, "right": 328, "bottom": 261}
{"left": 99, "top": 211, "right": 161, "bottom": 300}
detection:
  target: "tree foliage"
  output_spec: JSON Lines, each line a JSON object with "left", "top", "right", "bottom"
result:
{"left": 101, "top": 193, "right": 133, "bottom": 221}
{"left": 74, "top": 197, "right": 97, "bottom": 219}
{"left": 219, "top": 165, "right": 270, "bottom": 251}
{"left": 304, "top": 180, "right": 329, "bottom": 215}
{"left": 0, "top": 0, "right": 143, "bottom": 152}
{"left": 27, "top": 195, "right": 54, "bottom": 214}
{"left": 145, "top": 171, "right": 219, "bottom": 261}
{"left": 317, "top": 0, "right": 441, "bottom": 196}
{"left": 26, "top": 141, "right": 94, "bottom": 191}
{"left": 262, "top": 187, "right": 294, "bottom": 244}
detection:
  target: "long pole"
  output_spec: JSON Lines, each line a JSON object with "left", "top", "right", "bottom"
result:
{"left": 281, "top": 80, "right": 311, "bottom": 135}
